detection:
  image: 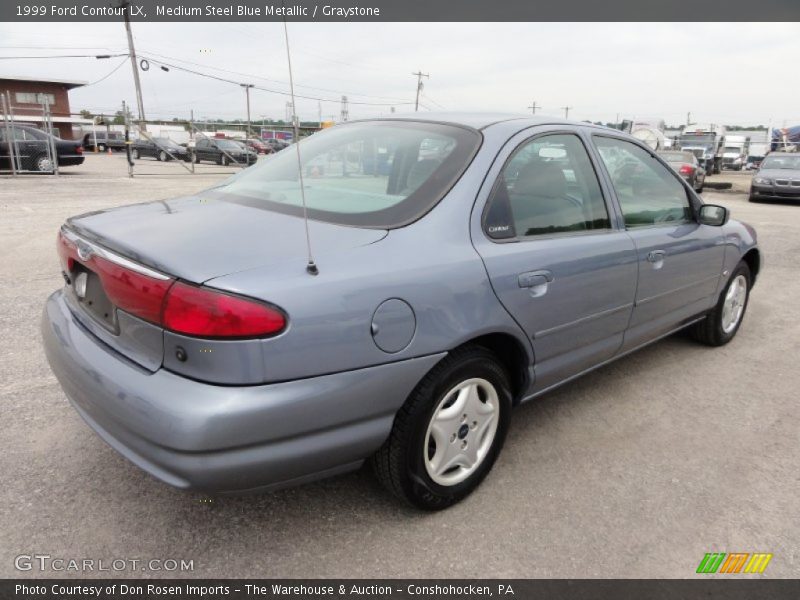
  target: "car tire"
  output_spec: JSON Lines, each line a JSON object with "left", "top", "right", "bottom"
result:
{"left": 98, "top": 144, "right": 106, "bottom": 152}
{"left": 690, "top": 262, "right": 751, "bottom": 347}
{"left": 32, "top": 154, "right": 55, "bottom": 172}
{"left": 748, "top": 194, "right": 759, "bottom": 203}
{"left": 132, "top": 149, "right": 140, "bottom": 160}
{"left": 220, "top": 155, "right": 229, "bottom": 166}
{"left": 371, "top": 345, "right": 512, "bottom": 510}
{"left": 158, "top": 150, "right": 167, "bottom": 162}
{"left": 696, "top": 180, "right": 704, "bottom": 193}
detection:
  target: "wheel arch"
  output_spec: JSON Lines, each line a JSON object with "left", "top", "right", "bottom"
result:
{"left": 451, "top": 332, "right": 531, "bottom": 405}
{"left": 742, "top": 248, "right": 761, "bottom": 286}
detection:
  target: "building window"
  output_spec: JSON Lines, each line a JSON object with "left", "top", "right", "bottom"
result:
{"left": 15, "top": 92, "right": 56, "bottom": 105}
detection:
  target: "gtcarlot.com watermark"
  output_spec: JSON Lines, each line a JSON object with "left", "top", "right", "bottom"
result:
{"left": 15, "top": 554, "right": 194, "bottom": 573}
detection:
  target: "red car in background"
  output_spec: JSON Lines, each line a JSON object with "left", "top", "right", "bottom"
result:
{"left": 244, "top": 139, "right": 274, "bottom": 155}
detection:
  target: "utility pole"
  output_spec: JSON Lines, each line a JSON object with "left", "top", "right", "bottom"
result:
{"left": 340, "top": 95, "right": 349, "bottom": 122}
{"left": 527, "top": 100, "right": 539, "bottom": 115}
{"left": 562, "top": 106, "right": 573, "bottom": 119}
{"left": 687, "top": 112, "right": 692, "bottom": 126}
{"left": 119, "top": 1, "right": 146, "bottom": 131}
{"left": 412, "top": 71, "right": 429, "bottom": 112}
{"left": 240, "top": 83, "right": 253, "bottom": 138}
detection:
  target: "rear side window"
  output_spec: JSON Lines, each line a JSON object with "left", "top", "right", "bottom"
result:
{"left": 594, "top": 136, "right": 692, "bottom": 228}
{"left": 214, "top": 121, "right": 481, "bottom": 228}
{"left": 484, "top": 133, "right": 610, "bottom": 239}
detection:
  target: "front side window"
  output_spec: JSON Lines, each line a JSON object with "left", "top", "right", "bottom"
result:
{"left": 594, "top": 136, "right": 692, "bottom": 228}
{"left": 213, "top": 121, "right": 481, "bottom": 228}
{"left": 484, "top": 133, "right": 610, "bottom": 239}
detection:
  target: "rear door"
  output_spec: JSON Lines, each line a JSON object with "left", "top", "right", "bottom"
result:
{"left": 591, "top": 135, "right": 725, "bottom": 350}
{"left": 473, "top": 128, "right": 638, "bottom": 393}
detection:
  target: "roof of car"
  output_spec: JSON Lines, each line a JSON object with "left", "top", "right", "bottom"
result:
{"left": 355, "top": 111, "right": 575, "bottom": 131}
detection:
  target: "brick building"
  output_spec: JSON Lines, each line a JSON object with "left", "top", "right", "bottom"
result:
{"left": 0, "top": 75, "right": 91, "bottom": 139}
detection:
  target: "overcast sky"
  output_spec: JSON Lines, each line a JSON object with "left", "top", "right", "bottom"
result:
{"left": 1, "top": 22, "right": 798, "bottom": 127}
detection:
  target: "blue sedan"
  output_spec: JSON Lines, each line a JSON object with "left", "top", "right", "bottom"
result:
{"left": 43, "top": 113, "right": 760, "bottom": 509}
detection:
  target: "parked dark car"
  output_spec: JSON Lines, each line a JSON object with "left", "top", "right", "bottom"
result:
{"left": 659, "top": 150, "right": 706, "bottom": 192}
{"left": 244, "top": 138, "right": 273, "bottom": 155}
{"left": 192, "top": 137, "right": 258, "bottom": 165}
{"left": 0, "top": 124, "right": 84, "bottom": 172}
{"left": 43, "top": 113, "right": 760, "bottom": 509}
{"left": 265, "top": 137, "right": 290, "bottom": 152}
{"left": 82, "top": 131, "right": 126, "bottom": 152}
{"left": 749, "top": 152, "right": 800, "bottom": 202}
{"left": 131, "top": 137, "right": 191, "bottom": 162}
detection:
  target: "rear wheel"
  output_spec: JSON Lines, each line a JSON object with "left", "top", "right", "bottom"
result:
{"left": 372, "top": 345, "right": 512, "bottom": 510}
{"left": 97, "top": 144, "right": 106, "bottom": 152}
{"left": 690, "top": 262, "right": 751, "bottom": 346}
{"left": 32, "top": 154, "right": 54, "bottom": 172}
{"left": 158, "top": 150, "right": 167, "bottom": 162}
{"left": 132, "top": 149, "right": 140, "bottom": 160}
{"left": 220, "top": 155, "right": 230, "bottom": 166}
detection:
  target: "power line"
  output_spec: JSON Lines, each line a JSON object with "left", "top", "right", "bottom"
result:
{"left": 84, "top": 57, "right": 129, "bottom": 87}
{"left": 139, "top": 55, "right": 413, "bottom": 106}
{"left": 138, "top": 49, "right": 411, "bottom": 103}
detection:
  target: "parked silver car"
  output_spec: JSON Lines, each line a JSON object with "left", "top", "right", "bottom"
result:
{"left": 43, "top": 113, "right": 760, "bottom": 509}
{"left": 749, "top": 152, "right": 800, "bottom": 202}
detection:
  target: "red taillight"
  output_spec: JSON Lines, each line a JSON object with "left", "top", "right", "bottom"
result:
{"left": 57, "top": 229, "right": 286, "bottom": 339}
{"left": 75, "top": 146, "right": 83, "bottom": 154}
{"left": 92, "top": 256, "right": 173, "bottom": 324}
{"left": 679, "top": 165, "right": 695, "bottom": 175}
{"left": 162, "top": 281, "right": 286, "bottom": 338}
{"left": 57, "top": 230, "right": 75, "bottom": 272}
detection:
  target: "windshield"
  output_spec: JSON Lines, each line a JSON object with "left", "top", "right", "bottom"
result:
{"left": 154, "top": 137, "right": 181, "bottom": 149}
{"left": 210, "top": 121, "right": 481, "bottom": 228}
{"left": 761, "top": 155, "right": 800, "bottom": 170}
{"left": 215, "top": 139, "right": 242, "bottom": 150}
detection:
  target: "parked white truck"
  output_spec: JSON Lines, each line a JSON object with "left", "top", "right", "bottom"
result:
{"left": 745, "top": 142, "right": 769, "bottom": 170}
{"left": 679, "top": 124, "right": 726, "bottom": 175}
{"left": 721, "top": 135, "right": 750, "bottom": 171}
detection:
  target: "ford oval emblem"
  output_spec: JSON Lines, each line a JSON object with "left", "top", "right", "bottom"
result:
{"left": 76, "top": 241, "right": 94, "bottom": 262}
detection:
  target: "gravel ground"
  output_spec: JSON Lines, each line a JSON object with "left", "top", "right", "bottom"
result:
{"left": 1, "top": 155, "right": 797, "bottom": 578}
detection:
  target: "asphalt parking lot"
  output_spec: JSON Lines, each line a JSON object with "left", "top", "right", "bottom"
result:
{"left": 1, "top": 154, "right": 797, "bottom": 578}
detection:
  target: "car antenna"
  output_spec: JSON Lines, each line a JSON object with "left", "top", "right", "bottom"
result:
{"left": 282, "top": 11, "right": 318, "bottom": 276}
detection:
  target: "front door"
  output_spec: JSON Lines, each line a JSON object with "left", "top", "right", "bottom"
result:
{"left": 591, "top": 135, "right": 726, "bottom": 350}
{"left": 474, "top": 131, "right": 638, "bottom": 393}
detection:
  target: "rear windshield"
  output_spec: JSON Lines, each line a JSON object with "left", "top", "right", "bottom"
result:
{"left": 660, "top": 152, "right": 693, "bottom": 163}
{"left": 210, "top": 120, "right": 481, "bottom": 228}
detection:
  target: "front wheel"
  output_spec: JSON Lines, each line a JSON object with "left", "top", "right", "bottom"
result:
{"left": 372, "top": 345, "right": 512, "bottom": 510}
{"left": 158, "top": 150, "right": 167, "bottom": 162}
{"left": 690, "top": 262, "right": 751, "bottom": 346}
{"left": 132, "top": 149, "right": 140, "bottom": 160}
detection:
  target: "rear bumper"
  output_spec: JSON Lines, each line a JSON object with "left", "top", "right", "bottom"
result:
{"left": 42, "top": 290, "right": 444, "bottom": 493}
{"left": 58, "top": 156, "right": 85, "bottom": 167}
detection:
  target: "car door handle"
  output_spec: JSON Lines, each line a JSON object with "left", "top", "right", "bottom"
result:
{"left": 647, "top": 250, "right": 666, "bottom": 263}
{"left": 518, "top": 270, "right": 554, "bottom": 289}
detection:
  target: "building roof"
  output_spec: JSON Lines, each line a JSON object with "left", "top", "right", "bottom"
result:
{"left": 8, "top": 115, "right": 93, "bottom": 124}
{"left": 0, "top": 75, "right": 88, "bottom": 89}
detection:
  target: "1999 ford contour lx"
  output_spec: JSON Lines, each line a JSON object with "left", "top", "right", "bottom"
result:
{"left": 42, "top": 113, "right": 760, "bottom": 509}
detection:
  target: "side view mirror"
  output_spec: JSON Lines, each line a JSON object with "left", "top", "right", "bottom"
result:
{"left": 698, "top": 204, "right": 729, "bottom": 227}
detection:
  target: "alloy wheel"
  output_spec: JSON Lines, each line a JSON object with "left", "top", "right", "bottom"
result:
{"left": 423, "top": 377, "right": 499, "bottom": 486}
{"left": 721, "top": 274, "right": 747, "bottom": 334}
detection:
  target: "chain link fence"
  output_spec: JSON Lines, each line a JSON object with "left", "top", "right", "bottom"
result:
{"left": 1, "top": 91, "right": 59, "bottom": 175}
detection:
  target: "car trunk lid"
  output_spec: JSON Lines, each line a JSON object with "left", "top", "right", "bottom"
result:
{"left": 66, "top": 194, "right": 387, "bottom": 283}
